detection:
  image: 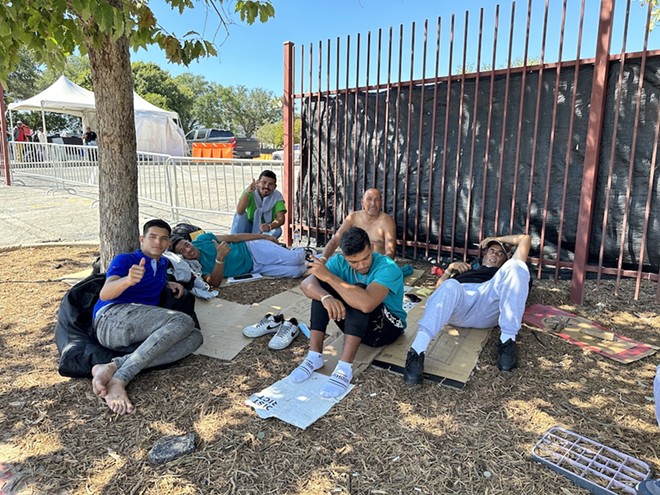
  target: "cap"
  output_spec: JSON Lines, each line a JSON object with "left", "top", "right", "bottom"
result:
{"left": 486, "top": 240, "right": 512, "bottom": 259}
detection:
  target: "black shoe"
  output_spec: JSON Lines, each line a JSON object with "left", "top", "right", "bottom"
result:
{"left": 497, "top": 339, "right": 518, "bottom": 371}
{"left": 403, "top": 349, "right": 425, "bottom": 385}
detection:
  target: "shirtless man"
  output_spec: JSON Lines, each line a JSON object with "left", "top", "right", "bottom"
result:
{"left": 320, "top": 188, "right": 397, "bottom": 262}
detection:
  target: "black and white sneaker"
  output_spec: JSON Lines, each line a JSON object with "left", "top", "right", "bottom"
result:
{"left": 268, "top": 318, "right": 300, "bottom": 350}
{"left": 243, "top": 313, "right": 284, "bottom": 338}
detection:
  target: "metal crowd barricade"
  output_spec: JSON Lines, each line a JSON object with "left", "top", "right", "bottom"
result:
{"left": 4, "top": 141, "right": 285, "bottom": 232}
{"left": 162, "top": 156, "right": 284, "bottom": 229}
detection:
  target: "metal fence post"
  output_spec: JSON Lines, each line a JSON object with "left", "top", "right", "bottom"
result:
{"left": 283, "top": 41, "right": 295, "bottom": 246}
{"left": 0, "top": 85, "right": 11, "bottom": 186}
{"left": 570, "top": 0, "right": 614, "bottom": 304}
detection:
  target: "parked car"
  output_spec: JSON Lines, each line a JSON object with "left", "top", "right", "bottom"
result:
{"left": 185, "top": 128, "right": 261, "bottom": 159}
{"left": 185, "top": 128, "right": 235, "bottom": 145}
{"left": 233, "top": 137, "right": 262, "bottom": 159}
{"left": 271, "top": 144, "right": 300, "bottom": 163}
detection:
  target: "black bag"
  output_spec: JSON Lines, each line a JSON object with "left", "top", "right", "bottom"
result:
{"left": 54, "top": 273, "right": 119, "bottom": 378}
{"left": 54, "top": 272, "right": 201, "bottom": 378}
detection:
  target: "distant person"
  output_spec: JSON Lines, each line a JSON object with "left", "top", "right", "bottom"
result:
{"left": 82, "top": 126, "right": 98, "bottom": 145}
{"left": 320, "top": 188, "right": 413, "bottom": 277}
{"left": 12, "top": 121, "right": 31, "bottom": 161}
{"left": 13, "top": 121, "right": 31, "bottom": 142}
{"left": 34, "top": 127, "right": 48, "bottom": 144}
{"left": 287, "top": 227, "right": 406, "bottom": 398}
{"left": 231, "top": 170, "right": 286, "bottom": 239}
{"left": 91, "top": 219, "right": 203, "bottom": 415}
{"left": 171, "top": 231, "right": 307, "bottom": 287}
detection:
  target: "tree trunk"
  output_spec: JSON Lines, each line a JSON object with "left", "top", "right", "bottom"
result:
{"left": 88, "top": 33, "right": 139, "bottom": 269}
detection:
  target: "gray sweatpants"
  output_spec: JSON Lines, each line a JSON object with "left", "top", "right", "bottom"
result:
{"left": 246, "top": 240, "right": 307, "bottom": 278}
{"left": 95, "top": 303, "right": 203, "bottom": 384}
{"left": 417, "top": 258, "right": 530, "bottom": 345}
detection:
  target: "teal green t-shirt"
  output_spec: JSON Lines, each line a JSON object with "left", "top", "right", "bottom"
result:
{"left": 326, "top": 251, "right": 406, "bottom": 327}
{"left": 192, "top": 232, "right": 253, "bottom": 278}
{"left": 245, "top": 192, "right": 286, "bottom": 223}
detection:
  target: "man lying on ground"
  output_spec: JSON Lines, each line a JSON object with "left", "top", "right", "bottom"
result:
{"left": 91, "top": 219, "right": 203, "bottom": 415}
{"left": 171, "top": 231, "right": 308, "bottom": 287}
{"left": 288, "top": 226, "right": 406, "bottom": 398}
{"left": 403, "top": 234, "right": 532, "bottom": 385}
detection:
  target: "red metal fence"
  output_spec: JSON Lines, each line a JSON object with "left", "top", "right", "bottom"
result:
{"left": 282, "top": 0, "right": 660, "bottom": 303}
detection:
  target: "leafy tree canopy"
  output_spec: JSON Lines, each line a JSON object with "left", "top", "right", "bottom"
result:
{"left": 0, "top": 0, "right": 275, "bottom": 85}
{"left": 224, "top": 85, "right": 281, "bottom": 137}
{"left": 257, "top": 118, "right": 301, "bottom": 149}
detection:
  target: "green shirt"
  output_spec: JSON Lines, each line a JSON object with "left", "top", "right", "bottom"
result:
{"left": 245, "top": 192, "right": 286, "bottom": 223}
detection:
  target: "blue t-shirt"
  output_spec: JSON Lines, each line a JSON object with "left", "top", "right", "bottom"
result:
{"left": 92, "top": 250, "right": 168, "bottom": 319}
{"left": 192, "top": 232, "right": 253, "bottom": 278}
{"left": 326, "top": 251, "right": 406, "bottom": 327}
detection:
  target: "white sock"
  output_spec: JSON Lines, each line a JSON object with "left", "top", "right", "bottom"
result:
{"left": 320, "top": 360, "right": 353, "bottom": 398}
{"left": 411, "top": 328, "right": 433, "bottom": 354}
{"left": 289, "top": 351, "right": 324, "bottom": 383}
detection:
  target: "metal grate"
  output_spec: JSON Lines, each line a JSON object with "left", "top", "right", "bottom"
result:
{"left": 532, "top": 426, "right": 652, "bottom": 495}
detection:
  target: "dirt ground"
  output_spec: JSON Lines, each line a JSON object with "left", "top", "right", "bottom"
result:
{"left": 1, "top": 245, "right": 659, "bottom": 495}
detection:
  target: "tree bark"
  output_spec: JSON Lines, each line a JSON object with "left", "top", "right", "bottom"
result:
{"left": 88, "top": 33, "right": 139, "bottom": 269}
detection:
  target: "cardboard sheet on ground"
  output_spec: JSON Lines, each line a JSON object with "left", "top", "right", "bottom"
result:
{"left": 60, "top": 268, "right": 92, "bottom": 285}
{"left": 194, "top": 298, "right": 253, "bottom": 360}
{"left": 253, "top": 289, "right": 382, "bottom": 379}
{"left": 404, "top": 268, "right": 425, "bottom": 286}
{"left": 373, "top": 302, "right": 491, "bottom": 389}
{"left": 523, "top": 304, "right": 659, "bottom": 364}
{"left": 245, "top": 372, "right": 354, "bottom": 429}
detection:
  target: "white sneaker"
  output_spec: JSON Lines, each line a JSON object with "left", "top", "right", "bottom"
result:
{"left": 243, "top": 313, "right": 284, "bottom": 338}
{"left": 268, "top": 318, "right": 300, "bottom": 350}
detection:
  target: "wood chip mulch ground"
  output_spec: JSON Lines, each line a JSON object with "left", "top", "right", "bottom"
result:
{"left": 1, "top": 245, "right": 659, "bottom": 495}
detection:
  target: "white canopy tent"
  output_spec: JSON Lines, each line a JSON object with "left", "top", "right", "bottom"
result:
{"left": 7, "top": 75, "right": 186, "bottom": 156}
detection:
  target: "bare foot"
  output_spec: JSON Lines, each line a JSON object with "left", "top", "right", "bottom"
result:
{"left": 91, "top": 362, "right": 117, "bottom": 398}
{"left": 102, "top": 378, "right": 135, "bottom": 415}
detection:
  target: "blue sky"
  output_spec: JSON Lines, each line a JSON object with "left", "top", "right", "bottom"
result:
{"left": 132, "top": 0, "right": 659, "bottom": 95}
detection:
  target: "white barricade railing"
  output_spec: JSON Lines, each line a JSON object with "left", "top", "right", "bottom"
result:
{"left": 163, "top": 156, "right": 284, "bottom": 228}
{"left": 7, "top": 143, "right": 285, "bottom": 231}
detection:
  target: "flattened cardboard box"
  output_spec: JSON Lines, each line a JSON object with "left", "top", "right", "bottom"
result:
{"left": 523, "top": 304, "right": 659, "bottom": 364}
{"left": 194, "top": 298, "right": 254, "bottom": 361}
{"left": 254, "top": 288, "right": 383, "bottom": 379}
{"left": 373, "top": 302, "right": 491, "bottom": 390}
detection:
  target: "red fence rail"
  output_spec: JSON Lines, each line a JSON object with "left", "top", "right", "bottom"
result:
{"left": 283, "top": 0, "right": 660, "bottom": 303}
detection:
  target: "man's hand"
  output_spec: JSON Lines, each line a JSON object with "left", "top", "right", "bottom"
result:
{"left": 480, "top": 237, "right": 499, "bottom": 249}
{"left": 321, "top": 295, "right": 346, "bottom": 321}
{"left": 167, "top": 281, "right": 185, "bottom": 299}
{"left": 259, "top": 222, "right": 272, "bottom": 233}
{"left": 212, "top": 239, "right": 230, "bottom": 259}
{"left": 445, "top": 261, "right": 471, "bottom": 277}
{"left": 127, "top": 258, "right": 146, "bottom": 286}
{"left": 259, "top": 234, "right": 278, "bottom": 243}
{"left": 246, "top": 178, "right": 258, "bottom": 193}
{"left": 307, "top": 257, "right": 332, "bottom": 282}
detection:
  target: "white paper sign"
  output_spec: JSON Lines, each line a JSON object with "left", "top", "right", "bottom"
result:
{"left": 245, "top": 372, "right": 354, "bottom": 429}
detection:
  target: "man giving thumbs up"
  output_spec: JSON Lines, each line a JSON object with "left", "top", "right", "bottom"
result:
{"left": 90, "top": 219, "right": 203, "bottom": 415}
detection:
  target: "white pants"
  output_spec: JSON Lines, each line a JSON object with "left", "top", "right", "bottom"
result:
{"left": 417, "top": 258, "right": 530, "bottom": 344}
{"left": 246, "top": 240, "right": 307, "bottom": 278}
